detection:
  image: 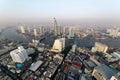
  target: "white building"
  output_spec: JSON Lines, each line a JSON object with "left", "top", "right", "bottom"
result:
{"left": 92, "top": 42, "right": 108, "bottom": 53}
{"left": 68, "top": 27, "right": 74, "bottom": 38}
{"left": 34, "top": 29, "right": 38, "bottom": 36}
{"left": 32, "top": 39, "right": 39, "bottom": 47}
{"left": 20, "top": 26, "right": 25, "bottom": 34}
{"left": 51, "top": 38, "right": 65, "bottom": 53}
{"left": 71, "top": 44, "right": 77, "bottom": 53}
{"left": 107, "top": 27, "right": 120, "bottom": 38}
{"left": 10, "top": 46, "right": 28, "bottom": 63}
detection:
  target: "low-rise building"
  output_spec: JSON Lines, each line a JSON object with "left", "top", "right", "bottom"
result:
{"left": 92, "top": 64, "right": 116, "bottom": 80}
{"left": 92, "top": 42, "right": 108, "bottom": 53}
{"left": 110, "top": 72, "right": 120, "bottom": 80}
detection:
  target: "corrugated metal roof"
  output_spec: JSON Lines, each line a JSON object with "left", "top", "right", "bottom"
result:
{"left": 29, "top": 60, "right": 43, "bottom": 71}
{"left": 95, "top": 64, "right": 116, "bottom": 79}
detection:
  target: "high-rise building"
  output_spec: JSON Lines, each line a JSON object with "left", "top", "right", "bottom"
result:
{"left": 62, "top": 26, "right": 66, "bottom": 37}
{"left": 54, "top": 18, "right": 60, "bottom": 36}
{"left": 20, "top": 26, "right": 25, "bottom": 34}
{"left": 34, "top": 28, "right": 38, "bottom": 36}
{"left": 58, "top": 25, "right": 61, "bottom": 35}
{"left": 68, "top": 27, "right": 74, "bottom": 38}
{"left": 10, "top": 46, "right": 28, "bottom": 63}
{"left": 51, "top": 38, "right": 65, "bottom": 52}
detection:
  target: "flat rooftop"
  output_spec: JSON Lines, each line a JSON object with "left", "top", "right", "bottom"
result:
{"left": 29, "top": 60, "right": 43, "bottom": 72}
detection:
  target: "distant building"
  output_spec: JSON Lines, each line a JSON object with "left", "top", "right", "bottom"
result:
{"left": 54, "top": 18, "right": 60, "bottom": 36}
{"left": 34, "top": 29, "right": 38, "bottom": 36}
{"left": 107, "top": 27, "right": 120, "bottom": 38}
{"left": 29, "top": 39, "right": 39, "bottom": 47}
{"left": 27, "top": 26, "right": 31, "bottom": 33}
{"left": 51, "top": 38, "right": 65, "bottom": 53}
{"left": 40, "top": 26, "right": 44, "bottom": 34}
{"left": 10, "top": 46, "right": 28, "bottom": 63}
{"left": 32, "top": 39, "right": 39, "bottom": 46}
{"left": 92, "top": 64, "right": 116, "bottom": 80}
{"left": 68, "top": 27, "right": 74, "bottom": 38}
{"left": 92, "top": 42, "right": 108, "bottom": 53}
{"left": 62, "top": 26, "right": 66, "bottom": 37}
{"left": 20, "top": 26, "right": 25, "bottom": 34}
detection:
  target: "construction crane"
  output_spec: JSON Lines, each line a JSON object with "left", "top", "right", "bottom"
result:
{"left": 0, "top": 63, "right": 21, "bottom": 80}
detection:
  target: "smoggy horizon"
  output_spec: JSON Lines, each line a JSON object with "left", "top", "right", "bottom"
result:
{"left": 0, "top": 0, "right": 120, "bottom": 26}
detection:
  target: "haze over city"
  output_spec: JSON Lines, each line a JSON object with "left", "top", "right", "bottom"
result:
{"left": 1, "top": 0, "right": 120, "bottom": 80}
{"left": 0, "top": 0, "right": 120, "bottom": 26}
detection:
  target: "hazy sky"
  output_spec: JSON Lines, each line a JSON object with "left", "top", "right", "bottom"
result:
{"left": 0, "top": 0, "right": 120, "bottom": 24}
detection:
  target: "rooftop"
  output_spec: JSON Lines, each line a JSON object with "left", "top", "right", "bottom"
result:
{"left": 95, "top": 64, "right": 116, "bottom": 79}
{"left": 29, "top": 60, "right": 43, "bottom": 72}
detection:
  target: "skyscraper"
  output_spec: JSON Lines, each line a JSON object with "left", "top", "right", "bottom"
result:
{"left": 34, "top": 28, "right": 38, "bottom": 37}
{"left": 68, "top": 27, "right": 74, "bottom": 38}
{"left": 54, "top": 18, "right": 60, "bottom": 36}
{"left": 20, "top": 26, "right": 25, "bottom": 34}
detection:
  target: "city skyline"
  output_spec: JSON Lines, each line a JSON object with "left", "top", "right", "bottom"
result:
{"left": 0, "top": 0, "right": 120, "bottom": 25}
{"left": 1, "top": 1, "right": 120, "bottom": 80}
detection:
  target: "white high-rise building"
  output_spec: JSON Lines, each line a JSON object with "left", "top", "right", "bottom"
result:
{"left": 20, "top": 26, "right": 25, "bottom": 34}
{"left": 51, "top": 38, "right": 65, "bottom": 53}
{"left": 34, "top": 29, "right": 38, "bottom": 36}
{"left": 68, "top": 27, "right": 74, "bottom": 38}
{"left": 10, "top": 46, "right": 28, "bottom": 63}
